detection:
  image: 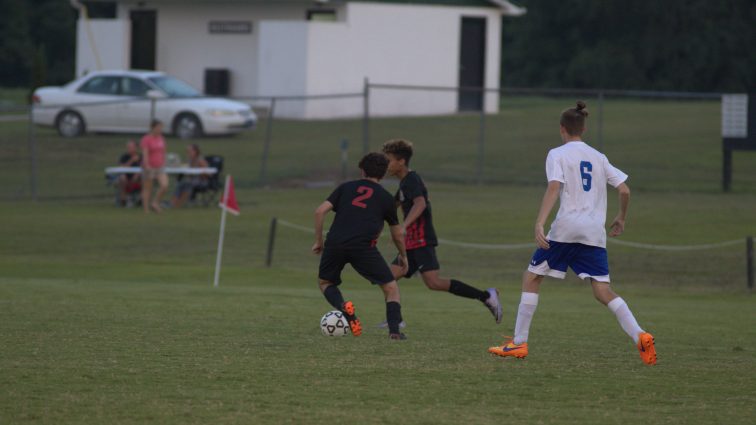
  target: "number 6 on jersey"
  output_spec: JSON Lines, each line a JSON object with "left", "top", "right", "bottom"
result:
{"left": 580, "top": 161, "right": 592, "bottom": 191}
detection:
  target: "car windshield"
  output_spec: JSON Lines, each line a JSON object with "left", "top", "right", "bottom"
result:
{"left": 147, "top": 76, "right": 201, "bottom": 98}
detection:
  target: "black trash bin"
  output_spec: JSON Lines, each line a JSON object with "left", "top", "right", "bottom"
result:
{"left": 204, "top": 69, "right": 230, "bottom": 96}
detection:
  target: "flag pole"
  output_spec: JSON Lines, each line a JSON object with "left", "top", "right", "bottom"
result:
{"left": 213, "top": 175, "right": 231, "bottom": 287}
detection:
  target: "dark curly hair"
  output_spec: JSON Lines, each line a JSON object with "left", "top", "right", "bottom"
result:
{"left": 359, "top": 152, "right": 389, "bottom": 179}
{"left": 382, "top": 139, "right": 413, "bottom": 165}
{"left": 560, "top": 100, "right": 589, "bottom": 136}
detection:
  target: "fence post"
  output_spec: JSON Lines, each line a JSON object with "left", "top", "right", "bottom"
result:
{"left": 340, "top": 139, "right": 349, "bottom": 183}
{"left": 597, "top": 91, "right": 605, "bottom": 151}
{"left": 27, "top": 104, "right": 38, "bottom": 201}
{"left": 723, "top": 146, "right": 732, "bottom": 192}
{"left": 150, "top": 98, "right": 156, "bottom": 123}
{"left": 747, "top": 236, "right": 754, "bottom": 290}
{"left": 259, "top": 97, "right": 276, "bottom": 186}
{"left": 362, "top": 78, "right": 370, "bottom": 155}
{"left": 266, "top": 217, "right": 277, "bottom": 267}
{"left": 476, "top": 95, "right": 486, "bottom": 185}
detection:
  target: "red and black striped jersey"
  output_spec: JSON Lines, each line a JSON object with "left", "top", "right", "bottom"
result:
{"left": 395, "top": 171, "right": 437, "bottom": 249}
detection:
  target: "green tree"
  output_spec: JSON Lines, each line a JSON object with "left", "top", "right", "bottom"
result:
{"left": 0, "top": 0, "right": 33, "bottom": 87}
{"left": 0, "top": 0, "right": 75, "bottom": 89}
{"left": 501, "top": 0, "right": 755, "bottom": 91}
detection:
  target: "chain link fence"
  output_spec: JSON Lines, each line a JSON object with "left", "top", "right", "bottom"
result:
{"left": 2, "top": 84, "right": 754, "bottom": 202}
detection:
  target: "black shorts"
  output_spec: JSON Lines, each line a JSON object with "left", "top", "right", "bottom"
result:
{"left": 392, "top": 245, "right": 440, "bottom": 278}
{"left": 319, "top": 246, "right": 395, "bottom": 286}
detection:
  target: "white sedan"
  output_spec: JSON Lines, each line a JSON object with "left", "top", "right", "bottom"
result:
{"left": 32, "top": 70, "right": 257, "bottom": 139}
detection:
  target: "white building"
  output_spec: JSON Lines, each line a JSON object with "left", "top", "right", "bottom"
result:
{"left": 76, "top": 0, "right": 525, "bottom": 118}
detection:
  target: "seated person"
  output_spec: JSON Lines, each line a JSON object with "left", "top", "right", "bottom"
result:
{"left": 171, "top": 144, "right": 209, "bottom": 208}
{"left": 117, "top": 140, "right": 142, "bottom": 207}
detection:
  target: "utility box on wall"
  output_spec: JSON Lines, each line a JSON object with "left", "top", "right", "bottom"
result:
{"left": 722, "top": 93, "right": 756, "bottom": 192}
{"left": 205, "top": 69, "right": 230, "bottom": 96}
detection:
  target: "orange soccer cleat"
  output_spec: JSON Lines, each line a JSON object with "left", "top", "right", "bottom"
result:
{"left": 488, "top": 337, "right": 528, "bottom": 359}
{"left": 341, "top": 301, "right": 362, "bottom": 337}
{"left": 637, "top": 332, "right": 657, "bottom": 365}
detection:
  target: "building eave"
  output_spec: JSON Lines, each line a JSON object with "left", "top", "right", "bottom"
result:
{"left": 486, "top": 0, "right": 527, "bottom": 16}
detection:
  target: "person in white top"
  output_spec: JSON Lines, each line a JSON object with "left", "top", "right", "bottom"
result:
{"left": 488, "top": 101, "right": 657, "bottom": 365}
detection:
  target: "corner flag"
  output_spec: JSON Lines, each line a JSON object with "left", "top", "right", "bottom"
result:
{"left": 214, "top": 175, "right": 239, "bottom": 287}
{"left": 219, "top": 175, "right": 240, "bottom": 215}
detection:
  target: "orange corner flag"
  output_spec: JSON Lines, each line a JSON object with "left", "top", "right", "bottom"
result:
{"left": 219, "top": 175, "right": 240, "bottom": 215}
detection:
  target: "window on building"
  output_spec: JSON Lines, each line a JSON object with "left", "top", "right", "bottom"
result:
{"left": 78, "top": 76, "right": 120, "bottom": 95}
{"left": 83, "top": 1, "right": 117, "bottom": 19}
{"left": 307, "top": 9, "right": 337, "bottom": 21}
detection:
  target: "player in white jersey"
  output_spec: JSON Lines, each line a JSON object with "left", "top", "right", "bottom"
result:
{"left": 488, "top": 101, "right": 657, "bottom": 365}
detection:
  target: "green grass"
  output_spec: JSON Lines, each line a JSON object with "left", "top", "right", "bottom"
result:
{"left": 1, "top": 184, "right": 755, "bottom": 424}
{"left": 2, "top": 276, "right": 754, "bottom": 424}
{"left": 2, "top": 97, "right": 756, "bottom": 423}
{"left": 0, "top": 87, "right": 29, "bottom": 109}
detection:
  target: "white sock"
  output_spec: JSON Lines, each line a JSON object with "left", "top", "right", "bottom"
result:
{"left": 513, "top": 292, "right": 539, "bottom": 345}
{"left": 607, "top": 297, "right": 644, "bottom": 344}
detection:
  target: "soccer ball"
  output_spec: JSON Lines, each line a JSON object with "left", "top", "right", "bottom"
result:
{"left": 320, "top": 310, "right": 350, "bottom": 336}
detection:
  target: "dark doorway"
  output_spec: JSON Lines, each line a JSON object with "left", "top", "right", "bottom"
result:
{"left": 130, "top": 10, "right": 157, "bottom": 70}
{"left": 458, "top": 17, "right": 486, "bottom": 111}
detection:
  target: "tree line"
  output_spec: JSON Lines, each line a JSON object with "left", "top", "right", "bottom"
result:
{"left": 0, "top": 0, "right": 753, "bottom": 93}
{"left": 0, "top": 0, "right": 76, "bottom": 90}
{"left": 501, "top": 0, "right": 754, "bottom": 92}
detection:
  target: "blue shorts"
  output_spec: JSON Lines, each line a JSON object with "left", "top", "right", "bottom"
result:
{"left": 527, "top": 241, "right": 610, "bottom": 282}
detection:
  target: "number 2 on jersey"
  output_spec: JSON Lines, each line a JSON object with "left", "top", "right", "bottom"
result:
{"left": 580, "top": 161, "right": 592, "bottom": 191}
{"left": 351, "top": 186, "right": 374, "bottom": 208}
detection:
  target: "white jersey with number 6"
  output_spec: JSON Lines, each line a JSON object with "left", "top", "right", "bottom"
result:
{"left": 545, "top": 141, "right": 627, "bottom": 248}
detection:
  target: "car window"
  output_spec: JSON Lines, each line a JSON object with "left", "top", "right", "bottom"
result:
{"left": 147, "top": 76, "right": 200, "bottom": 98}
{"left": 122, "top": 77, "right": 151, "bottom": 96}
{"left": 78, "top": 76, "right": 120, "bottom": 95}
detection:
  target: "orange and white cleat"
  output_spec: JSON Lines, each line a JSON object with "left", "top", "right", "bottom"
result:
{"left": 637, "top": 332, "right": 657, "bottom": 365}
{"left": 488, "top": 338, "right": 528, "bottom": 359}
{"left": 341, "top": 301, "right": 362, "bottom": 337}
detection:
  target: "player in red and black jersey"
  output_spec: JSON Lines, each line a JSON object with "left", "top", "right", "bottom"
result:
{"left": 382, "top": 139, "right": 502, "bottom": 325}
{"left": 312, "top": 153, "right": 409, "bottom": 340}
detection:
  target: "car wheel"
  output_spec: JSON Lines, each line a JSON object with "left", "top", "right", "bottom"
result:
{"left": 56, "top": 111, "right": 85, "bottom": 138}
{"left": 173, "top": 113, "right": 203, "bottom": 139}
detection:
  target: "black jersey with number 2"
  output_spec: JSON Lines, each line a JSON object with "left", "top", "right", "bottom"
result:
{"left": 396, "top": 171, "right": 438, "bottom": 249}
{"left": 324, "top": 179, "right": 398, "bottom": 248}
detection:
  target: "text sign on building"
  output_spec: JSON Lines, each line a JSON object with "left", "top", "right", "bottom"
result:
{"left": 722, "top": 94, "right": 748, "bottom": 138}
{"left": 209, "top": 21, "right": 252, "bottom": 34}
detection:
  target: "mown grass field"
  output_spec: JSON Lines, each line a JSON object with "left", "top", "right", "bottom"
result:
{"left": 1, "top": 184, "right": 755, "bottom": 424}
{"left": 1, "top": 97, "right": 755, "bottom": 423}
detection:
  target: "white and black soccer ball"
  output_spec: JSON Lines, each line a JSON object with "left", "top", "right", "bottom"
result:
{"left": 320, "top": 310, "right": 350, "bottom": 336}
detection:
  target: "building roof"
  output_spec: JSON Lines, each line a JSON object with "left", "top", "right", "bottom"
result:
{"left": 95, "top": 0, "right": 526, "bottom": 16}
{"left": 353, "top": 1, "right": 526, "bottom": 15}
{"left": 355, "top": 0, "right": 527, "bottom": 16}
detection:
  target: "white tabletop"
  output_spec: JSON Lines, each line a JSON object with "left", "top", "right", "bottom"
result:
{"left": 105, "top": 166, "right": 218, "bottom": 175}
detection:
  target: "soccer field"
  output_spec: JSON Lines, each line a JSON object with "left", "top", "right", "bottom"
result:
{"left": 2, "top": 96, "right": 755, "bottom": 423}
{"left": 1, "top": 184, "right": 755, "bottom": 424}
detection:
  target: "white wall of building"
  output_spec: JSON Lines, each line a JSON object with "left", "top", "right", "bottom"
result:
{"left": 77, "top": 1, "right": 503, "bottom": 119}
{"left": 152, "top": 3, "right": 315, "bottom": 97}
{"left": 76, "top": 19, "right": 130, "bottom": 77}
{"left": 300, "top": 2, "right": 501, "bottom": 118}
{"left": 256, "top": 21, "right": 310, "bottom": 118}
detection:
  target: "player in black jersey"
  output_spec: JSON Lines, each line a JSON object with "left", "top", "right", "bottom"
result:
{"left": 312, "top": 153, "right": 409, "bottom": 340}
{"left": 382, "top": 139, "right": 502, "bottom": 325}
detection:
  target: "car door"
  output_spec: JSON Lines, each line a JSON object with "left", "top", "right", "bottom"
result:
{"left": 73, "top": 75, "right": 122, "bottom": 131}
{"left": 118, "top": 76, "right": 154, "bottom": 132}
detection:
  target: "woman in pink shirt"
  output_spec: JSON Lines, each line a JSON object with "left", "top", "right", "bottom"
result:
{"left": 140, "top": 120, "right": 168, "bottom": 213}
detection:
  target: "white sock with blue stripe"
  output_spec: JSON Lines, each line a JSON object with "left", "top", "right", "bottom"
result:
{"left": 607, "top": 297, "right": 644, "bottom": 344}
{"left": 513, "top": 292, "right": 539, "bottom": 345}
